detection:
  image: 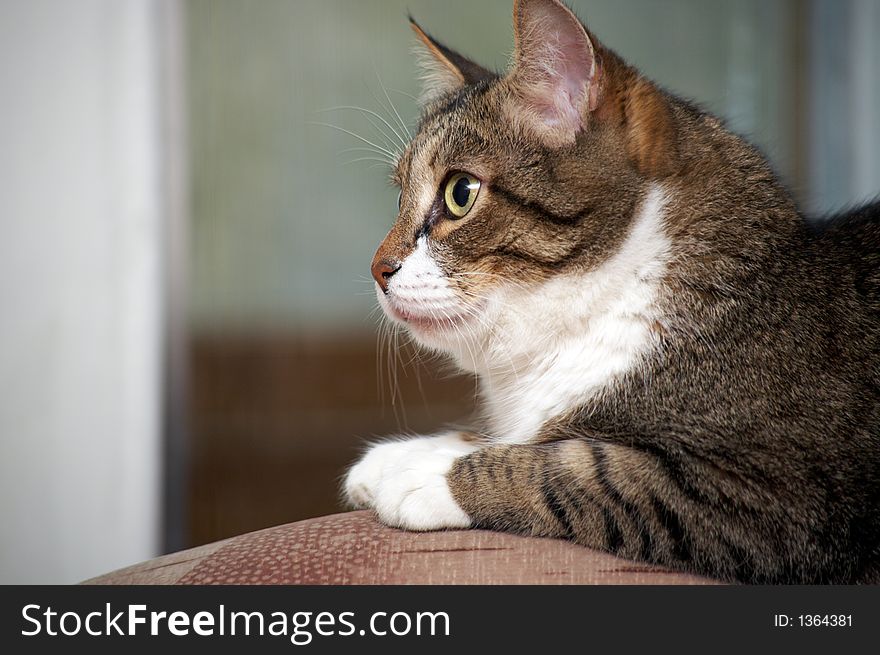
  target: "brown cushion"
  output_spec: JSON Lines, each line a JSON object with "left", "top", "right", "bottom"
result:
{"left": 83, "top": 511, "right": 717, "bottom": 585}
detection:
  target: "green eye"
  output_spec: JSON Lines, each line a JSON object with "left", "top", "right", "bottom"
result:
{"left": 443, "top": 173, "right": 481, "bottom": 218}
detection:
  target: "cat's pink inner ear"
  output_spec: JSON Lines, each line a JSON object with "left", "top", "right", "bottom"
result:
{"left": 511, "top": 0, "right": 598, "bottom": 135}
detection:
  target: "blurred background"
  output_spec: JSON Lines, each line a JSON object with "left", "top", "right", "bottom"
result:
{"left": 1, "top": 0, "right": 878, "bottom": 583}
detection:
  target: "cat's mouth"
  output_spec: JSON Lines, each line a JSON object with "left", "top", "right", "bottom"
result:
{"left": 380, "top": 295, "right": 480, "bottom": 335}
{"left": 386, "top": 304, "right": 472, "bottom": 332}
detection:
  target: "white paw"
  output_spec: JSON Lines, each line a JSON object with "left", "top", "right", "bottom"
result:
{"left": 344, "top": 432, "right": 478, "bottom": 531}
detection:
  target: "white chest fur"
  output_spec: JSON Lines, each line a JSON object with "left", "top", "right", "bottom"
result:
{"left": 475, "top": 185, "right": 671, "bottom": 444}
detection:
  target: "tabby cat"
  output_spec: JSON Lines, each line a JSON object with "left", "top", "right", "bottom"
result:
{"left": 343, "top": 0, "right": 880, "bottom": 583}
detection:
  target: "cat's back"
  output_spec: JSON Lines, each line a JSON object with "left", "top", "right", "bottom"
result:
{"left": 788, "top": 200, "right": 880, "bottom": 445}
{"left": 811, "top": 199, "right": 880, "bottom": 257}
{"left": 805, "top": 200, "right": 880, "bottom": 318}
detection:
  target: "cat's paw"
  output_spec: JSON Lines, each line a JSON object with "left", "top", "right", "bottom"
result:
{"left": 344, "top": 439, "right": 402, "bottom": 509}
{"left": 344, "top": 432, "right": 478, "bottom": 531}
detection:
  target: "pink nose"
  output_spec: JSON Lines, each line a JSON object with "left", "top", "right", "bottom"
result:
{"left": 371, "top": 258, "right": 400, "bottom": 293}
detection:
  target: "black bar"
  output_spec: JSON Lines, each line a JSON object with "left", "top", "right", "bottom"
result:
{"left": 1, "top": 585, "right": 876, "bottom": 652}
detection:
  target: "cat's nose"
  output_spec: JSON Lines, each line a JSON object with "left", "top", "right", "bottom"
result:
{"left": 371, "top": 258, "right": 401, "bottom": 293}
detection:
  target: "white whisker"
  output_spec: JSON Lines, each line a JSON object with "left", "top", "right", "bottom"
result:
{"left": 319, "top": 105, "right": 410, "bottom": 150}
{"left": 374, "top": 71, "right": 413, "bottom": 144}
{"left": 309, "top": 121, "right": 399, "bottom": 161}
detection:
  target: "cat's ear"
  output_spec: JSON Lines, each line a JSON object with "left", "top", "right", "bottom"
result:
{"left": 507, "top": 0, "right": 600, "bottom": 145}
{"left": 410, "top": 17, "right": 494, "bottom": 105}
{"left": 507, "top": 0, "right": 678, "bottom": 174}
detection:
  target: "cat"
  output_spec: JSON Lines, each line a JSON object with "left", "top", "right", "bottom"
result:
{"left": 343, "top": 0, "right": 880, "bottom": 584}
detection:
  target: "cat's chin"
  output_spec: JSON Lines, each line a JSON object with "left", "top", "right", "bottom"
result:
{"left": 378, "top": 294, "right": 482, "bottom": 346}
{"left": 386, "top": 304, "right": 471, "bottom": 336}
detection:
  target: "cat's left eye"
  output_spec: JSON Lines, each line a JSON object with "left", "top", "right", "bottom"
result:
{"left": 443, "top": 173, "right": 481, "bottom": 218}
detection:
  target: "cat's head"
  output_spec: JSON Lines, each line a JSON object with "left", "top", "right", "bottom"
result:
{"left": 371, "top": 0, "right": 678, "bottom": 370}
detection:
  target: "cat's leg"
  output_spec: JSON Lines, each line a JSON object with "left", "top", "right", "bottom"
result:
{"left": 447, "top": 438, "right": 801, "bottom": 582}
{"left": 448, "top": 439, "right": 673, "bottom": 549}
{"left": 346, "top": 433, "right": 814, "bottom": 581}
{"left": 344, "top": 431, "right": 480, "bottom": 530}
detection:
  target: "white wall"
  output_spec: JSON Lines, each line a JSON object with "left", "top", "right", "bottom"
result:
{"left": 0, "top": 0, "right": 163, "bottom": 583}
